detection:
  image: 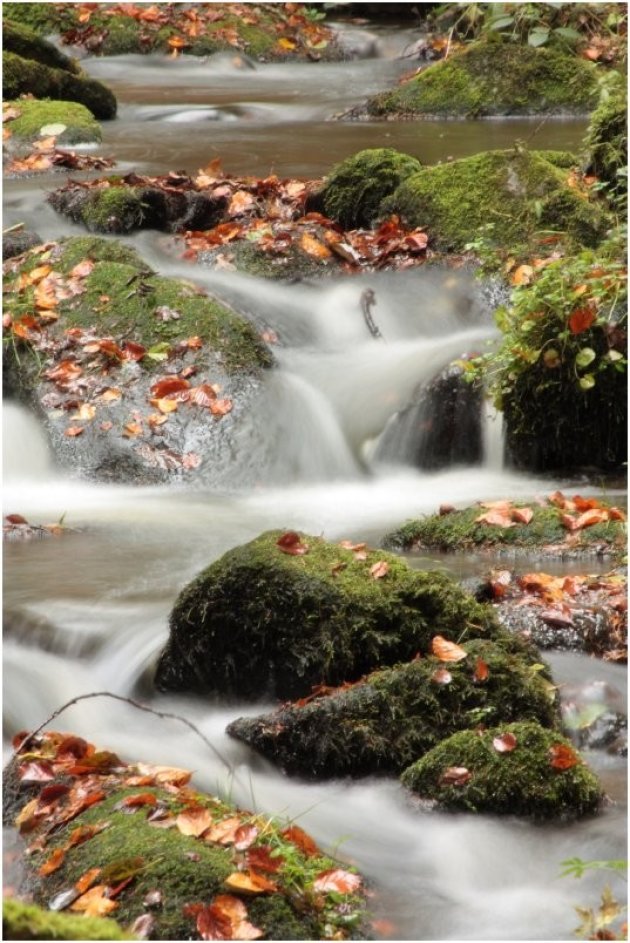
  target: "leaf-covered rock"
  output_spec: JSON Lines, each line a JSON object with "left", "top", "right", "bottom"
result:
{"left": 227, "top": 638, "right": 559, "bottom": 778}
{"left": 401, "top": 721, "right": 603, "bottom": 820}
{"left": 156, "top": 530, "right": 514, "bottom": 701}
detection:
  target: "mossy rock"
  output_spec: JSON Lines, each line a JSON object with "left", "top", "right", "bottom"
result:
{"left": 383, "top": 147, "right": 607, "bottom": 252}
{"left": 2, "top": 52, "right": 116, "bottom": 120}
{"left": 228, "top": 638, "right": 559, "bottom": 779}
{"left": 3, "top": 898, "right": 133, "bottom": 941}
{"left": 367, "top": 41, "right": 600, "bottom": 118}
{"left": 156, "top": 529, "right": 511, "bottom": 701}
{"left": 316, "top": 148, "right": 422, "bottom": 229}
{"left": 401, "top": 721, "right": 603, "bottom": 820}
{"left": 5, "top": 100, "right": 101, "bottom": 145}
{"left": 583, "top": 75, "right": 627, "bottom": 209}
{"left": 3, "top": 20, "right": 80, "bottom": 73}
{"left": 1, "top": 4, "right": 60, "bottom": 34}
{"left": 384, "top": 502, "right": 626, "bottom": 557}
{"left": 6, "top": 739, "right": 368, "bottom": 941}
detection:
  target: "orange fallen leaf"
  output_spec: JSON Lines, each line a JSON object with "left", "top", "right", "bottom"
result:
{"left": 439, "top": 766, "right": 472, "bottom": 786}
{"left": 300, "top": 232, "right": 332, "bottom": 259}
{"left": 475, "top": 509, "right": 517, "bottom": 528}
{"left": 511, "top": 507, "right": 533, "bottom": 525}
{"left": 281, "top": 824, "right": 320, "bottom": 857}
{"left": 204, "top": 815, "right": 242, "bottom": 845}
{"left": 150, "top": 397, "right": 178, "bottom": 414}
{"left": 38, "top": 848, "right": 65, "bottom": 876}
{"left": 431, "top": 635, "right": 467, "bottom": 662}
{"left": 122, "top": 422, "right": 143, "bottom": 438}
{"left": 568, "top": 306, "right": 596, "bottom": 334}
{"left": 492, "top": 732, "right": 517, "bottom": 753}
{"left": 75, "top": 867, "right": 102, "bottom": 894}
{"left": 70, "top": 885, "right": 117, "bottom": 917}
{"left": 228, "top": 190, "right": 255, "bottom": 217}
{"left": 473, "top": 657, "right": 489, "bottom": 683}
{"left": 574, "top": 508, "right": 610, "bottom": 529}
{"left": 511, "top": 264, "right": 534, "bottom": 286}
{"left": 549, "top": 743, "right": 579, "bottom": 770}
{"left": 64, "top": 426, "right": 85, "bottom": 437}
{"left": 313, "top": 868, "right": 362, "bottom": 894}
{"left": 176, "top": 807, "right": 213, "bottom": 838}
{"left": 224, "top": 870, "right": 277, "bottom": 895}
{"left": 369, "top": 560, "right": 389, "bottom": 580}
{"left": 70, "top": 403, "right": 96, "bottom": 422}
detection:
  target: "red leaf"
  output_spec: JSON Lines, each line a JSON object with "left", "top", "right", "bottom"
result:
{"left": 439, "top": 767, "right": 472, "bottom": 787}
{"left": 549, "top": 743, "right": 579, "bottom": 770}
{"left": 121, "top": 792, "right": 158, "bottom": 808}
{"left": 122, "top": 341, "right": 147, "bottom": 361}
{"left": 281, "top": 824, "right": 320, "bottom": 857}
{"left": 473, "top": 658, "right": 489, "bottom": 683}
{"left": 209, "top": 398, "right": 232, "bottom": 417}
{"left": 57, "top": 736, "right": 90, "bottom": 759}
{"left": 150, "top": 377, "right": 190, "bottom": 399}
{"left": 312, "top": 868, "right": 362, "bottom": 894}
{"left": 187, "top": 384, "right": 217, "bottom": 407}
{"left": 245, "top": 846, "right": 284, "bottom": 874}
{"left": 492, "top": 732, "right": 517, "bottom": 753}
{"left": 197, "top": 904, "right": 233, "bottom": 940}
{"left": 5, "top": 514, "right": 29, "bottom": 525}
{"left": 489, "top": 569, "right": 512, "bottom": 598}
{"left": 276, "top": 531, "right": 309, "bottom": 556}
{"left": 568, "top": 306, "right": 596, "bottom": 334}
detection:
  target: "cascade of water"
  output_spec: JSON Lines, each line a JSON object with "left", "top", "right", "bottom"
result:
{"left": 3, "top": 401, "right": 54, "bottom": 483}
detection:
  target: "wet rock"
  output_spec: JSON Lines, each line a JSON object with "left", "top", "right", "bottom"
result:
{"left": 3, "top": 236, "right": 272, "bottom": 486}
{"left": 2, "top": 20, "right": 80, "bottom": 73}
{"left": 155, "top": 529, "right": 504, "bottom": 701}
{"left": 375, "top": 359, "right": 483, "bottom": 470}
{"left": 401, "top": 721, "right": 603, "bottom": 820}
{"left": 227, "top": 638, "right": 558, "bottom": 779}
{"left": 365, "top": 41, "right": 600, "bottom": 118}
{"left": 4, "top": 99, "right": 102, "bottom": 146}
{"left": 3, "top": 228, "right": 41, "bottom": 260}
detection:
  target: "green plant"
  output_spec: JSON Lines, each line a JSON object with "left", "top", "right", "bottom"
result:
{"left": 560, "top": 858, "right": 627, "bottom": 939}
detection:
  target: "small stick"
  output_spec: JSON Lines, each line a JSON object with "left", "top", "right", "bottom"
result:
{"left": 3, "top": 222, "right": 25, "bottom": 235}
{"left": 360, "top": 288, "right": 383, "bottom": 340}
{"left": 12, "top": 690, "right": 235, "bottom": 776}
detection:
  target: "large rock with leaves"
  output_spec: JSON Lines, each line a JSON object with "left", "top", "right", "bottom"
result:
{"left": 3, "top": 237, "right": 272, "bottom": 485}
{"left": 366, "top": 41, "right": 600, "bottom": 118}
{"left": 384, "top": 147, "right": 607, "bottom": 252}
{"left": 5, "top": 731, "right": 368, "bottom": 941}
{"left": 156, "top": 530, "right": 509, "bottom": 701}
{"left": 401, "top": 721, "right": 603, "bottom": 820}
{"left": 227, "top": 638, "right": 558, "bottom": 778}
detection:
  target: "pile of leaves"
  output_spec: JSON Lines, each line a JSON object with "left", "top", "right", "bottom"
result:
{"left": 8, "top": 729, "right": 367, "bottom": 940}
{"left": 48, "top": 2, "right": 336, "bottom": 60}
{"left": 3, "top": 112, "right": 115, "bottom": 177}
{"left": 3, "top": 513, "right": 70, "bottom": 542}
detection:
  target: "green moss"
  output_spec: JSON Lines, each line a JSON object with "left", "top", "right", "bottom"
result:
{"left": 401, "top": 721, "right": 603, "bottom": 819}
{"left": 80, "top": 188, "right": 145, "bottom": 234}
{"left": 3, "top": 898, "right": 133, "bottom": 941}
{"left": 56, "top": 236, "right": 144, "bottom": 270}
{"left": 583, "top": 75, "right": 628, "bottom": 208}
{"left": 155, "top": 529, "right": 507, "bottom": 701}
{"left": 3, "top": 20, "right": 80, "bottom": 73}
{"left": 2, "top": 4, "right": 58, "bottom": 34}
{"left": 319, "top": 148, "right": 423, "bottom": 229}
{"left": 228, "top": 638, "right": 558, "bottom": 778}
{"left": 2, "top": 52, "right": 117, "bottom": 120}
{"left": 368, "top": 41, "right": 600, "bottom": 118}
{"left": 6, "top": 99, "right": 101, "bottom": 145}
{"left": 384, "top": 147, "right": 607, "bottom": 252}
{"left": 384, "top": 503, "right": 625, "bottom": 554}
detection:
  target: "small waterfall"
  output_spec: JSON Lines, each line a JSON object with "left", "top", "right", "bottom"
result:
{"left": 482, "top": 399, "right": 505, "bottom": 470}
{"left": 3, "top": 402, "right": 54, "bottom": 483}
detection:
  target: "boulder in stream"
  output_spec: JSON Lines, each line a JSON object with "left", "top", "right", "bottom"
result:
{"left": 401, "top": 721, "right": 603, "bottom": 820}
{"left": 4, "top": 730, "right": 368, "bottom": 941}
{"left": 3, "top": 236, "right": 272, "bottom": 485}
{"left": 365, "top": 41, "right": 601, "bottom": 118}
{"left": 227, "top": 637, "right": 559, "bottom": 779}
{"left": 155, "top": 529, "right": 505, "bottom": 701}
{"left": 3, "top": 99, "right": 102, "bottom": 146}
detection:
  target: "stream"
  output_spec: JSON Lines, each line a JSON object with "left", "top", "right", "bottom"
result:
{"left": 3, "top": 18, "right": 626, "bottom": 941}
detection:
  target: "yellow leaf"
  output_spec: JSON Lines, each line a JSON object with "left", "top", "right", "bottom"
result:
{"left": 431, "top": 636, "right": 468, "bottom": 663}
{"left": 299, "top": 232, "right": 331, "bottom": 259}
{"left": 511, "top": 264, "right": 534, "bottom": 286}
{"left": 278, "top": 37, "right": 297, "bottom": 50}
{"left": 70, "top": 885, "right": 117, "bottom": 917}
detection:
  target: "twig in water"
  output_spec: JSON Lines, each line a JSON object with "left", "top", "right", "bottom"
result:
{"left": 13, "top": 690, "right": 235, "bottom": 776}
{"left": 360, "top": 288, "right": 384, "bottom": 340}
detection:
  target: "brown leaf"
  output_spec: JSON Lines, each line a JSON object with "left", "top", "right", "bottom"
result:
{"left": 276, "top": 531, "right": 309, "bottom": 556}
{"left": 64, "top": 426, "right": 85, "bottom": 438}
{"left": 204, "top": 816, "right": 242, "bottom": 845}
{"left": 70, "top": 403, "right": 96, "bottom": 422}
{"left": 209, "top": 398, "right": 233, "bottom": 417}
{"left": 475, "top": 509, "right": 517, "bottom": 528}
{"left": 70, "top": 885, "right": 118, "bottom": 917}
{"left": 439, "top": 767, "right": 472, "bottom": 787}
{"left": 431, "top": 635, "right": 468, "bottom": 663}
{"left": 70, "top": 259, "right": 95, "bottom": 279}
{"left": 122, "top": 341, "right": 147, "bottom": 362}
{"left": 38, "top": 848, "right": 65, "bottom": 876}
{"left": 431, "top": 668, "right": 452, "bottom": 685}
{"left": 473, "top": 657, "right": 489, "bottom": 683}
{"left": 549, "top": 743, "right": 579, "bottom": 770}
{"left": 281, "top": 824, "right": 320, "bottom": 857}
{"left": 439, "top": 503, "right": 456, "bottom": 516}
{"left": 224, "top": 870, "right": 277, "bottom": 895}
{"left": 245, "top": 845, "right": 284, "bottom": 874}
{"left": 122, "top": 421, "right": 143, "bottom": 438}
{"left": 511, "top": 264, "right": 534, "bottom": 286}
{"left": 492, "top": 732, "right": 517, "bottom": 753}
{"left": 574, "top": 508, "right": 610, "bottom": 529}
{"left": 150, "top": 377, "right": 190, "bottom": 399}
{"left": 74, "top": 867, "right": 102, "bottom": 894}
{"left": 176, "top": 807, "right": 213, "bottom": 838}
{"left": 6, "top": 514, "right": 29, "bottom": 525}
{"left": 233, "top": 824, "right": 258, "bottom": 851}
{"left": 369, "top": 560, "right": 389, "bottom": 580}
{"left": 511, "top": 507, "right": 533, "bottom": 525}
{"left": 540, "top": 607, "right": 574, "bottom": 628}
{"left": 569, "top": 306, "right": 596, "bottom": 334}
{"left": 488, "top": 569, "right": 512, "bottom": 598}
{"left": 121, "top": 792, "right": 158, "bottom": 809}
{"left": 313, "top": 869, "right": 362, "bottom": 894}
{"left": 228, "top": 190, "right": 255, "bottom": 217}
{"left": 300, "top": 232, "right": 332, "bottom": 259}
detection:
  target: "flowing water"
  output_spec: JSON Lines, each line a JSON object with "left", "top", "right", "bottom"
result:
{"left": 3, "top": 19, "right": 625, "bottom": 941}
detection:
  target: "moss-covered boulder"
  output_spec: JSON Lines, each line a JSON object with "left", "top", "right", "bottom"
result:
{"left": 367, "top": 41, "right": 600, "bottom": 118}
{"left": 383, "top": 147, "right": 607, "bottom": 253}
{"left": 384, "top": 498, "right": 626, "bottom": 558}
{"left": 313, "top": 148, "right": 422, "bottom": 229}
{"left": 3, "top": 899, "right": 133, "bottom": 941}
{"left": 227, "top": 638, "right": 558, "bottom": 779}
{"left": 583, "top": 76, "right": 628, "bottom": 209}
{"left": 401, "top": 721, "right": 603, "bottom": 820}
{"left": 2, "top": 52, "right": 116, "bottom": 120}
{"left": 3, "top": 20, "right": 80, "bottom": 73}
{"left": 156, "top": 530, "right": 514, "bottom": 701}
{"left": 6, "top": 731, "right": 368, "bottom": 941}
{"left": 4, "top": 99, "right": 101, "bottom": 145}
{"left": 3, "top": 236, "right": 272, "bottom": 484}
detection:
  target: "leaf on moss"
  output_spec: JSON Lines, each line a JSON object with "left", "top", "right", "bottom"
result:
{"left": 431, "top": 635, "right": 468, "bottom": 662}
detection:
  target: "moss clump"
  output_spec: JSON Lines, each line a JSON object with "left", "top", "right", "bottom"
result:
{"left": 583, "top": 76, "right": 628, "bottom": 208}
{"left": 401, "top": 721, "right": 603, "bottom": 820}
{"left": 1, "top": 4, "right": 59, "bottom": 34}
{"left": 6, "top": 99, "right": 101, "bottom": 145}
{"left": 384, "top": 147, "right": 607, "bottom": 252}
{"left": 80, "top": 187, "right": 146, "bottom": 234}
{"left": 155, "top": 529, "right": 507, "bottom": 701}
{"left": 3, "top": 20, "right": 80, "bottom": 73}
{"left": 318, "top": 148, "right": 422, "bottom": 229}
{"left": 2, "top": 52, "right": 117, "bottom": 120}
{"left": 367, "top": 41, "right": 600, "bottom": 118}
{"left": 228, "top": 638, "right": 558, "bottom": 779}
{"left": 3, "top": 898, "right": 132, "bottom": 941}
{"left": 384, "top": 503, "right": 625, "bottom": 555}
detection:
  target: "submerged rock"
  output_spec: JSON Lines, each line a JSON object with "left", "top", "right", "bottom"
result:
{"left": 3, "top": 236, "right": 272, "bottom": 485}
{"left": 155, "top": 530, "right": 502, "bottom": 701}
{"left": 401, "top": 721, "right": 603, "bottom": 820}
{"left": 375, "top": 358, "right": 483, "bottom": 470}
{"left": 383, "top": 147, "right": 607, "bottom": 253}
{"left": 366, "top": 41, "right": 600, "bottom": 118}
{"left": 227, "top": 638, "right": 558, "bottom": 779}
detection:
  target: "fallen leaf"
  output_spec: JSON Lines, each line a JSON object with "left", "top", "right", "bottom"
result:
{"left": 439, "top": 767, "right": 472, "bottom": 786}
{"left": 70, "top": 885, "right": 118, "bottom": 917}
{"left": 150, "top": 377, "right": 190, "bottom": 399}
{"left": 233, "top": 824, "right": 258, "bottom": 851}
{"left": 569, "top": 306, "right": 596, "bottom": 334}
{"left": 150, "top": 397, "right": 179, "bottom": 414}
{"left": 281, "top": 824, "right": 320, "bottom": 857}
{"left": 224, "top": 870, "right": 277, "bottom": 895}
{"left": 488, "top": 569, "right": 512, "bottom": 598}
{"left": 64, "top": 426, "right": 85, "bottom": 437}
{"left": 276, "top": 531, "right": 309, "bottom": 556}
{"left": 313, "top": 868, "right": 362, "bottom": 894}
{"left": 369, "top": 560, "right": 389, "bottom": 580}
{"left": 574, "top": 508, "right": 610, "bottom": 529}
{"left": 122, "top": 422, "right": 143, "bottom": 438}
{"left": 511, "top": 264, "right": 534, "bottom": 286}
{"left": 431, "top": 635, "right": 468, "bottom": 662}
{"left": 473, "top": 658, "right": 489, "bottom": 682}
{"left": 205, "top": 816, "right": 243, "bottom": 845}
{"left": 74, "top": 867, "right": 102, "bottom": 894}
{"left": 121, "top": 792, "right": 158, "bottom": 809}
{"left": 540, "top": 607, "right": 574, "bottom": 628}
{"left": 492, "top": 732, "right": 518, "bottom": 753}
{"left": 245, "top": 846, "right": 284, "bottom": 874}
{"left": 511, "top": 507, "right": 533, "bottom": 525}
{"left": 431, "top": 667, "right": 452, "bottom": 685}
{"left": 549, "top": 743, "right": 579, "bottom": 770}
{"left": 475, "top": 509, "right": 517, "bottom": 528}
{"left": 143, "top": 889, "right": 163, "bottom": 908}
{"left": 176, "top": 807, "right": 213, "bottom": 838}
{"left": 209, "top": 398, "right": 232, "bottom": 417}
{"left": 38, "top": 848, "right": 65, "bottom": 876}
{"left": 18, "top": 760, "right": 54, "bottom": 782}
{"left": 228, "top": 189, "right": 255, "bottom": 217}
{"left": 70, "top": 403, "right": 96, "bottom": 422}
{"left": 300, "top": 232, "right": 332, "bottom": 259}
